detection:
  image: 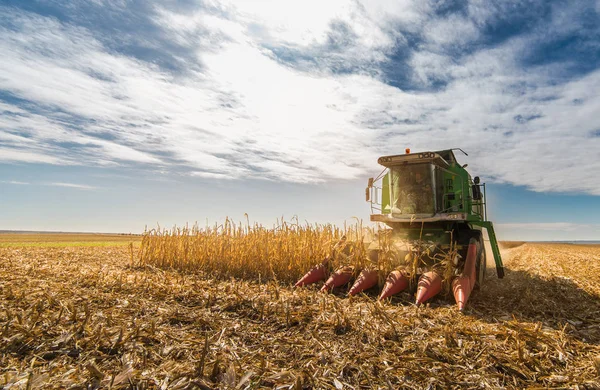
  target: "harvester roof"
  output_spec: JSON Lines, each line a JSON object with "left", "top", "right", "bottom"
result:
{"left": 377, "top": 149, "right": 459, "bottom": 168}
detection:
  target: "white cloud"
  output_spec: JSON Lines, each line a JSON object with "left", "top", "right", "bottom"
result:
{"left": 190, "top": 171, "right": 233, "bottom": 180}
{"left": 0, "top": 147, "right": 64, "bottom": 164}
{"left": 1, "top": 180, "right": 30, "bottom": 185}
{"left": 423, "top": 14, "right": 480, "bottom": 48}
{"left": 0, "top": 2, "right": 598, "bottom": 195}
{"left": 45, "top": 182, "right": 97, "bottom": 190}
{"left": 216, "top": 0, "right": 353, "bottom": 46}
{"left": 1, "top": 180, "right": 96, "bottom": 190}
{"left": 92, "top": 140, "right": 163, "bottom": 164}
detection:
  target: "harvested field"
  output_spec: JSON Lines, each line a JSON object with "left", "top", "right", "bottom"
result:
{"left": 1, "top": 239, "right": 600, "bottom": 389}
{"left": 0, "top": 233, "right": 141, "bottom": 248}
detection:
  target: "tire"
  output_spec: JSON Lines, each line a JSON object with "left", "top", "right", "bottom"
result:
{"left": 454, "top": 227, "right": 485, "bottom": 290}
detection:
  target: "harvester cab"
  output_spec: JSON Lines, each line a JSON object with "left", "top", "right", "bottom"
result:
{"left": 366, "top": 148, "right": 503, "bottom": 275}
{"left": 296, "top": 148, "right": 505, "bottom": 311}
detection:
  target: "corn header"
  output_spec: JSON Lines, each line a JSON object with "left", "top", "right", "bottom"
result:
{"left": 295, "top": 148, "right": 504, "bottom": 311}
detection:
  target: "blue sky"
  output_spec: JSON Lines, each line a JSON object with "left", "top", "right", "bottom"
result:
{"left": 0, "top": 0, "right": 599, "bottom": 240}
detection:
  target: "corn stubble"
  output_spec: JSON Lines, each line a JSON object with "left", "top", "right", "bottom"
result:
{"left": 1, "top": 237, "right": 600, "bottom": 388}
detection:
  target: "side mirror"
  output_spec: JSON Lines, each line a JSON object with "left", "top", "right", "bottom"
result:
{"left": 365, "top": 187, "right": 370, "bottom": 202}
{"left": 473, "top": 176, "right": 480, "bottom": 184}
{"left": 367, "top": 177, "right": 374, "bottom": 188}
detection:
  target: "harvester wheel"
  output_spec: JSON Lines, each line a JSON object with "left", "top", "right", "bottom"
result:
{"left": 474, "top": 233, "right": 486, "bottom": 290}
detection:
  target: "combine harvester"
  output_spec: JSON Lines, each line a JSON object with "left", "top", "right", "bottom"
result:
{"left": 296, "top": 149, "right": 504, "bottom": 311}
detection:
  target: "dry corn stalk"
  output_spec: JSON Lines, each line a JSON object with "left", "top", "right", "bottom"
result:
{"left": 137, "top": 219, "right": 377, "bottom": 283}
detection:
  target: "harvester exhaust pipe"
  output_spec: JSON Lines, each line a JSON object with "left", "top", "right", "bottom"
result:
{"left": 378, "top": 270, "right": 409, "bottom": 300}
{"left": 348, "top": 269, "right": 378, "bottom": 296}
{"left": 415, "top": 271, "right": 442, "bottom": 306}
{"left": 452, "top": 239, "right": 478, "bottom": 311}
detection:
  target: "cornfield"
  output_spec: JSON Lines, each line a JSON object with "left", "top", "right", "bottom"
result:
{"left": 136, "top": 218, "right": 463, "bottom": 297}
{"left": 137, "top": 218, "right": 376, "bottom": 283}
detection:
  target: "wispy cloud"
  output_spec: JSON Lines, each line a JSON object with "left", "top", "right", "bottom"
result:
{"left": 0, "top": 1, "right": 599, "bottom": 194}
{"left": 44, "top": 182, "right": 97, "bottom": 190}
{"left": 1, "top": 180, "right": 30, "bottom": 185}
{"left": 1, "top": 180, "right": 96, "bottom": 190}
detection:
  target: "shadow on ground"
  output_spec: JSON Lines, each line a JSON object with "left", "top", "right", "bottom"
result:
{"left": 470, "top": 266, "right": 600, "bottom": 344}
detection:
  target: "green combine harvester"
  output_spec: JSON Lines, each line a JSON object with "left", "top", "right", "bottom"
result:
{"left": 296, "top": 148, "right": 504, "bottom": 310}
